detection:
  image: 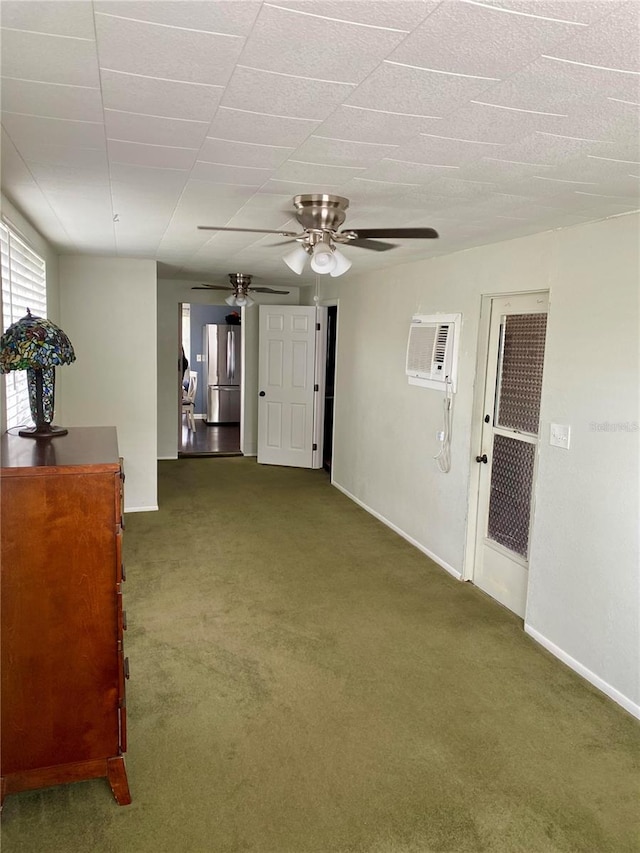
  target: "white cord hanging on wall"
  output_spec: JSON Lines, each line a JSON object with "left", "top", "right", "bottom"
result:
{"left": 434, "top": 376, "right": 453, "bottom": 473}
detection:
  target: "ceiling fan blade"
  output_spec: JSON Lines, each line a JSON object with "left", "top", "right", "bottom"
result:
{"left": 345, "top": 227, "right": 439, "bottom": 240}
{"left": 197, "top": 226, "right": 300, "bottom": 237}
{"left": 252, "top": 287, "right": 291, "bottom": 294}
{"left": 347, "top": 238, "right": 397, "bottom": 252}
{"left": 191, "top": 283, "right": 230, "bottom": 291}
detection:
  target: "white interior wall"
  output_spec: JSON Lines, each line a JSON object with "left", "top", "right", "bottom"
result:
{"left": 318, "top": 213, "right": 639, "bottom": 714}
{"left": 525, "top": 218, "right": 640, "bottom": 714}
{"left": 57, "top": 255, "right": 158, "bottom": 512}
{"left": 157, "top": 279, "right": 299, "bottom": 460}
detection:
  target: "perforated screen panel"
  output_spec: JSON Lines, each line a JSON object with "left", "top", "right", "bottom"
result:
{"left": 407, "top": 324, "right": 436, "bottom": 374}
{"left": 487, "top": 435, "right": 536, "bottom": 557}
{"left": 496, "top": 313, "right": 547, "bottom": 434}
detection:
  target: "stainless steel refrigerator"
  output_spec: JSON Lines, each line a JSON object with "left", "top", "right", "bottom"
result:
{"left": 203, "top": 324, "right": 241, "bottom": 423}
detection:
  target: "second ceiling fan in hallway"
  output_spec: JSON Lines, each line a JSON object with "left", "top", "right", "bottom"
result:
{"left": 192, "top": 273, "right": 290, "bottom": 307}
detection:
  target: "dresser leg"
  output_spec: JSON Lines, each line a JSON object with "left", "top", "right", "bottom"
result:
{"left": 106, "top": 757, "right": 131, "bottom": 805}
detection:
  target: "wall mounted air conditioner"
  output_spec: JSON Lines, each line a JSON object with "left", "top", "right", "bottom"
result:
{"left": 406, "top": 313, "right": 461, "bottom": 391}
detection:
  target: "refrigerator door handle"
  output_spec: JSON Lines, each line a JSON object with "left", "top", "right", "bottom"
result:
{"left": 226, "top": 330, "right": 232, "bottom": 382}
{"left": 229, "top": 329, "right": 236, "bottom": 381}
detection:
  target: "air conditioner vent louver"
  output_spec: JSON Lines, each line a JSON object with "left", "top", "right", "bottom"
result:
{"left": 434, "top": 326, "right": 449, "bottom": 364}
{"left": 406, "top": 314, "right": 461, "bottom": 391}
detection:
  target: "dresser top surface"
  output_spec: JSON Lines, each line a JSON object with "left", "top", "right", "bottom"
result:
{"left": 1, "top": 427, "right": 120, "bottom": 474}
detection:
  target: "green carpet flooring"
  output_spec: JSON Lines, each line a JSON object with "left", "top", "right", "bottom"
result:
{"left": 2, "top": 458, "right": 639, "bottom": 852}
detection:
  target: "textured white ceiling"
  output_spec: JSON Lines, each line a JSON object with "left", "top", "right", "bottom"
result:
{"left": 1, "top": 0, "right": 638, "bottom": 286}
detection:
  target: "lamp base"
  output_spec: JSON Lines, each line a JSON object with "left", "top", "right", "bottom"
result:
{"left": 18, "top": 424, "right": 68, "bottom": 438}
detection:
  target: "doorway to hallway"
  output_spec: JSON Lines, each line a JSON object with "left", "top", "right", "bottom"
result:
{"left": 178, "top": 301, "right": 242, "bottom": 458}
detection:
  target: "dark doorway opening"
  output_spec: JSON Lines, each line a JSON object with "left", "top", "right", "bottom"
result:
{"left": 179, "top": 301, "right": 242, "bottom": 458}
{"left": 323, "top": 305, "right": 337, "bottom": 474}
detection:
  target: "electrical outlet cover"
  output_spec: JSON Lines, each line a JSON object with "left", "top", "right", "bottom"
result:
{"left": 550, "top": 423, "right": 570, "bottom": 449}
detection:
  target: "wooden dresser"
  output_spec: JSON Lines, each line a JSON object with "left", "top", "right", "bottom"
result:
{"left": 0, "top": 426, "right": 131, "bottom": 806}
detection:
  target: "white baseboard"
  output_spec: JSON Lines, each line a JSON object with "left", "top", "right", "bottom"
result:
{"left": 525, "top": 623, "right": 640, "bottom": 720}
{"left": 158, "top": 455, "right": 178, "bottom": 460}
{"left": 124, "top": 505, "right": 159, "bottom": 513}
{"left": 332, "top": 480, "right": 462, "bottom": 581}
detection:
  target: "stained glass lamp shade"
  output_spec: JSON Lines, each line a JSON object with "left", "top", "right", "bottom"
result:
{"left": 0, "top": 309, "right": 76, "bottom": 437}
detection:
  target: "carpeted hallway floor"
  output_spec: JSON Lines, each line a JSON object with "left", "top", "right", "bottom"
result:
{"left": 2, "top": 457, "right": 639, "bottom": 852}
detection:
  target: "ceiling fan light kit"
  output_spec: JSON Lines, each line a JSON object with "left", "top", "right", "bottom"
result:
{"left": 225, "top": 293, "right": 254, "bottom": 307}
{"left": 198, "top": 193, "right": 438, "bottom": 279}
{"left": 329, "top": 249, "right": 352, "bottom": 278}
{"left": 310, "top": 241, "right": 335, "bottom": 275}
{"left": 283, "top": 244, "right": 310, "bottom": 275}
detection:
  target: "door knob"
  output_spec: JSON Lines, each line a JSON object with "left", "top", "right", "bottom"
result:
{"left": 476, "top": 454, "right": 488, "bottom": 464}
{"left": 259, "top": 391, "right": 265, "bottom": 397}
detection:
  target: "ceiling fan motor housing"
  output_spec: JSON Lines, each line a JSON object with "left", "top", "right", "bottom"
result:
{"left": 229, "top": 273, "right": 253, "bottom": 289}
{"left": 293, "top": 194, "right": 349, "bottom": 232}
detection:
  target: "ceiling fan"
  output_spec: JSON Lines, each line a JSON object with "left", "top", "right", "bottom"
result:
{"left": 192, "top": 273, "right": 290, "bottom": 306}
{"left": 198, "top": 194, "right": 439, "bottom": 278}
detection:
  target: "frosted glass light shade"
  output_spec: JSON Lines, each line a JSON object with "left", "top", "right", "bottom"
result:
{"left": 283, "top": 245, "right": 308, "bottom": 275}
{"left": 310, "top": 243, "right": 336, "bottom": 275}
{"left": 329, "top": 249, "right": 352, "bottom": 277}
{"left": 225, "top": 294, "right": 237, "bottom": 306}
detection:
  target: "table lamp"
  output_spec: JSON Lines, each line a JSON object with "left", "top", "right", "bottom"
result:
{"left": 0, "top": 309, "right": 76, "bottom": 437}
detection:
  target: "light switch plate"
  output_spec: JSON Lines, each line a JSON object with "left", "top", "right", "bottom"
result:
{"left": 550, "top": 423, "right": 571, "bottom": 449}
{"left": 196, "top": 354, "right": 202, "bottom": 362}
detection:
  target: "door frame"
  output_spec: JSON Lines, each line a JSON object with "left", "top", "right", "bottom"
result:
{"left": 312, "top": 306, "right": 328, "bottom": 469}
{"left": 176, "top": 301, "right": 246, "bottom": 456}
{"left": 319, "top": 298, "right": 339, "bottom": 484}
{"left": 462, "top": 289, "right": 550, "bottom": 585}
{"left": 177, "top": 302, "right": 188, "bottom": 444}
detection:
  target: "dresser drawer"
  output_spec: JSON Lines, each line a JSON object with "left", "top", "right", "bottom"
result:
{"left": 117, "top": 649, "right": 129, "bottom": 754}
{"left": 115, "top": 529, "right": 125, "bottom": 585}
{"left": 116, "top": 592, "right": 127, "bottom": 643}
{"left": 118, "top": 458, "right": 125, "bottom": 529}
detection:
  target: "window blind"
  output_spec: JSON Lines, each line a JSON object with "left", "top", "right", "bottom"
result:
{"left": 1, "top": 221, "right": 47, "bottom": 429}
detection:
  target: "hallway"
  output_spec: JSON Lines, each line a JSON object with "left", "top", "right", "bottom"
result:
{"left": 179, "top": 420, "right": 241, "bottom": 457}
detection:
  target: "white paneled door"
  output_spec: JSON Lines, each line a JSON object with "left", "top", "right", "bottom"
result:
{"left": 473, "top": 292, "right": 549, "bottom": 618}
{"left": 257, "top": 305, "right": 326, "bottom": 468}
